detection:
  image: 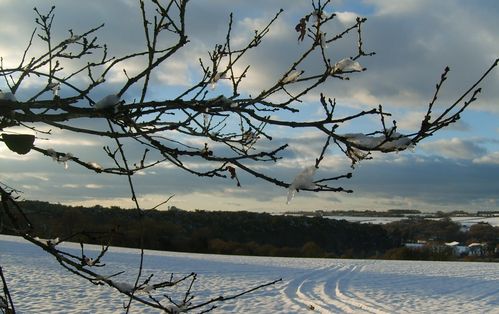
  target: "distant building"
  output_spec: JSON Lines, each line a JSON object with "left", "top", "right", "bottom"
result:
{"left": 468, "top": 243, "right": 485, "bottom": 256}
{"left": 404, "top": 240, "right": 428, "bottom": 250}
{"left": 403, "top": 240, "right": 489, "bottom": 257}
{"left": 404, "top": 243, "right": 426, "bottom": 249}
{"left": 445, "top": 241, "right": 469, "bottom": 256}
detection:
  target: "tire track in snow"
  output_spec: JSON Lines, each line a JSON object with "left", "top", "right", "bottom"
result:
{"left": 327, "top": 264, "right": 393, "bottom": 313}
{"left": 282, "top": 264, "right": 393, "bottom": 313}
{"left": 468, "top": 284, "right": 499, "bottom": 304}
{"left": 282, "top": 265, "right": 348, "bottom": 313}
{"left": 314, "top": 265, "right": 387, "bottom": 313}
{"left": 296, "top": 265, "right": 356, "bottom": 313}
{"left": 312, "top": 265, "right": 364, "bottom": 313}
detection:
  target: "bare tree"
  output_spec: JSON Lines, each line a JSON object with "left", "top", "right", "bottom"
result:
{"left": 0, "top": 0, "right": 497, "bottom": 312}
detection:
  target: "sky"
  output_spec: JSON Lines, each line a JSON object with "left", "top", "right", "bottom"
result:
{"left": 1, "top": 0, "right": 498, "bottom": 213}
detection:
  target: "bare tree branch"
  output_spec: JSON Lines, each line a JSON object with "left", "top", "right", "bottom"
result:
{"left": 0, "top": 0, "right": 497, "bottom": 312}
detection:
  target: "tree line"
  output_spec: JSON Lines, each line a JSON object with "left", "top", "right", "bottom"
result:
{"left": 2, "top": 200, "right": 498, "bottom": 261}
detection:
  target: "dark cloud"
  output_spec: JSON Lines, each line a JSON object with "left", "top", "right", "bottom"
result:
{"left": 348, "top": 153, "right": 499, "bottom": 209}
{"left": 1, "top": 1, "right": 498, "bottom": 212}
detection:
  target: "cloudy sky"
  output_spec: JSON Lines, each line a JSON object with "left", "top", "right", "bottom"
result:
{"left": 1, "top": 0, "right": 498, "bottom": 213}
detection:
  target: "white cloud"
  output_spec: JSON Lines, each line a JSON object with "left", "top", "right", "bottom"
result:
{"left": 1, "top": 172, "right": 50, "bottom": 182}
{"left": 0, "top": 150, "right": 38, "bottom": 161}
{"left": 20, "top": 184, "right": 42, "bottom": 191}
{"left": 62, "top": 184, "right": 80, "bottom": 189}
{"left": 84, "top": 184, "right": 104, "bottom": 189}
{"left": 351, "top": 88, "right": 380, "bottom": 106}
{"left": 473, "top": 152, "right": 499, "bottom": 165}
{"left": 156, "top": 60, "right": 194, "bottom": 87}
{"left": 335, "top": 11, "right": 358, "bottom": 25}
{"left": 420, "top": 138, "right": 486, "bottom": 160}
{"left": 42, "top": 138, "right": 100, "bottom": 147}
{"left": 1, "top": 1, "right": 498, "bottom": 213}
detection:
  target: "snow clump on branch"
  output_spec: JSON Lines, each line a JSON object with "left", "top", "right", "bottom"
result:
{"left": 89, "top": 162, "right": 103, "bottom": 171}
{"left": 112, "top": 281, "right": 135, "bottom": 293}
{"left": 331, "top": 58, "right": 363, "bottom": 74}
{"left": 209, "top": 72, "right": 225, "bottom": 89}
{"left": 95, "top": 94, "right": 121, "bottom": 111}
{"left": 0, "top": 91, "right": 17, "bottom": 102}
{"left": 343, "top": 132, "right": 414, "bottom": 152}
{"left": 281, "top": 70, "right": 302, "bottom": 84}
{"left": 286, "top": 166, "right": 317, "bottom": 204}
{"left": 45, "top": 149, "right": 73, "bottom": 168}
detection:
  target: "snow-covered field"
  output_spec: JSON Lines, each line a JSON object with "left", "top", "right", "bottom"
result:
{"left": 448, "top": 216, "right": 499, "bottom": 227}
{"left": 323, "top": 215, "right": 499, "bottom": 227}
{"left": 1, "top": 235, "right": 498, "bottom": 313}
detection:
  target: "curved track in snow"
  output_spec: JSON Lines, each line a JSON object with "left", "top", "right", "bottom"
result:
{"left": 276, "top": 260, "right": 499, "bottom": 314}
{"left": 1, "top": 236, "right": 498, "bottom": 313}
{"left": 281, "top": 264, "right": 395, "bottom": 313}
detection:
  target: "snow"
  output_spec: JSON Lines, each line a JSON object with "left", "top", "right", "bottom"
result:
{"left": 45, "top": 150, "right": 74, "bottom": 169}
{"left": 281, "top": 70, "right": 302, "bottom": 84}
{"left": 446, "top": 216, "right": 499, "bottom": 227}
{"left": 342, "top": 132, "right": 413, "bottom": 152}
{"left": 83, "top": 256, "right": 96, "bottom": 266}
{"left": 331, "top": 58, "right": 363, "bottom": 74}
{"left": 58, "top": 152, "right": 73, "bottom": 170}
{"left": 1, "top": 235, "right": 498, "bottom": 313}
{"left": 468, "top": 243, "right": 482, "bottom": 248}
{"left": 322, "top": 215, "right": 499, "bottom": 226}
{"left": 33, "top": 236, "right": 59, "bottom": 246}
{"left": 287, "top": 166, "right": 317, "bottom": 204}
{"left": 312, "top": 9, "right": 328, "bottom": 23}
{"left": 66, "top": 35, "right": 81, "bottom": 44}
{"left": 0, "top": 91, "right": 17, "bottom": 102}
{"left": 48, "top": 82, "right": 60, "bottom": 97}
{"left": 88, "top": 162, "right": 103, "bottom": 171}
{"left": 209, "top": 72, "right": 226, "bottom": 89}
{"left": 112, "top": 281, "right": 135, "bottom": 293}
{"left": 95, "top": 94, "right": 120, "bottom": 110}
{"left": 46, "top": 148, "right": 58, "bottom": 161}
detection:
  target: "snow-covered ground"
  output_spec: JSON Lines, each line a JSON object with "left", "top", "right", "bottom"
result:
{"left": 1, "top": 235, "right": 498, "bottom": 313}
{"left": 323, "top": 215, "right": 499, "bottom": 226}
{"left": 448, "top": 216, "right": 499, "bottom": 227}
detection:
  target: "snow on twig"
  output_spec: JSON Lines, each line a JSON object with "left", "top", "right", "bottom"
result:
{"left": 331, "top": 58, "right": 363, "bottom": 74}
{"left": 342, "top": 132, "right": 413, "bottom": 152}
{"left": 281, "top": 70, "right": 302, "bottom": 84}
{"left": 287, "top": 166, "right": 317, "bottom": 204}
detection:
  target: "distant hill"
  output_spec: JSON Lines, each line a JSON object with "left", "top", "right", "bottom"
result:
{"left": 2, "top": 200, "right": 498, "bottom": 261}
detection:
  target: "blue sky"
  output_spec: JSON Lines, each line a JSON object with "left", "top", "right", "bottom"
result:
{"left": 0, "top": 0, "right": 498, "bottom": 213}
